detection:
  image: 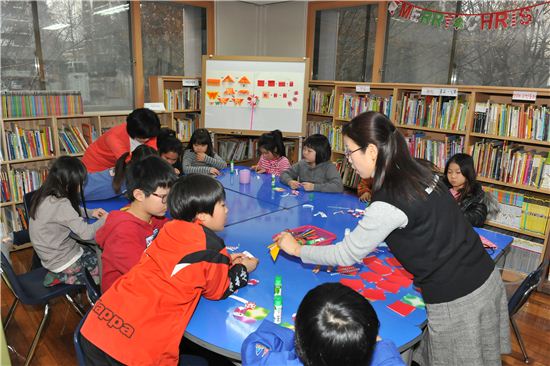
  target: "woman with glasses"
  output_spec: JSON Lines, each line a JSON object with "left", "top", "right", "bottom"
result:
{"left": 277, "top": 111, "right": 510, "bottom": 366}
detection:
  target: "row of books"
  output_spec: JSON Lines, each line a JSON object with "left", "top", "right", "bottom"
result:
{"left": 1, "top": 167, "right": 48, "bottom": 203}
{"left": 473, "top": 102, "right": 549, "bottom": 142}
{"left": 502, "top": 238, "right": 543, "bottom": 274}
{"left": 404, "top": 133, "right": 464, "bottom": 170}
{"left": 338, "top": 94, "right": 393, "bottom": 120}
{"left": 1, "top": 206, "right": 27, "bottom": 234}
{"left": 484, "top": 186, "right": 550, "bottom": 236}
{"left": 1, "top": 91, "right": 83, "bottom": 118}
{"left": 4, "top": 124, "right": 55, "bottom": 161}
{"left": 58, "top": 126, "right": 89, "bottom": 154}
{"left": 175, "top": 117, "right": 196, "bottom": 142}
{"left": 329, "top": 125, "right": 344, "bottom": 152}
{"left": 163, "top": 88, "right": 201, "bottom": 111}
{"left": 335, "top": 159, "right": 360, "bottom": 189}
{"left": 470, "top": 140, "right": 550, "bottom": 189}
{"left": 396, "top": 94, "right": 469, "bottom": 131}
{"left": 308, "top": 88, "right": 335, "bottom": 115}
{"left": 217, "top": 138, "right": 259, "bottom": 163}
{"left": 306, "top": 120, "right": 332, "bottom": 138}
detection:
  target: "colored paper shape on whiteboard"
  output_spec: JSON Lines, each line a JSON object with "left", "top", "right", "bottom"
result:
{"left": 262, "top": 91, "right": 270, "bottom": 99}
{"left": 206, "top": 78, "right": 221, "bottom": 86}
{"left": 232, "top": 98, "right": 244, "bottom": 106}
{"left": 217, "top": 97, "right": 230, "bottom": 105}
{"left": 207, "top": 91, "right": 219, "bottom": 100}
{"left": 222, "top": 75, "right": 235, "bottom": 83}
{"left": 278, "top": 81, "right": 286, "bottom": 87}
{"left": 238, "top": 76, "right": 251, "bottom": 84}
{"left": 238, "top": 89, "right": 249, "bottom": 95}
{"left": 257, "top": 80, "right": 265, "bottom": 87}
{"left": 224, "top": 88, "right": 235, "bottom": 95}
{"left": 387, "top": 300, "right": 416, "bottom": 317}
{"left": 268, "top": 80, "right": 275, "bottom": 87}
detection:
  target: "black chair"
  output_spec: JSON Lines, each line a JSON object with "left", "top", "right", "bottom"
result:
{"left": 507, "top": 262, "right": 545, "bottom": 363}
{"left": 83, "top": 267, "right": 101, "bottom": 305}
{"left": 23, "top": 191, "right": 42, "bottom": 270}
{"left": 1, "top": 253, "right": 86, "bottom": 366}
{"left": 73, "top": 314, "right": 87, "bottom": 366}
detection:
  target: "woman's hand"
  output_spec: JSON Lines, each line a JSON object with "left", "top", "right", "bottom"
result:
{"left": 276, "top": 232, "right": 301, "bottom": 257}
{"left": 301, "top": 182, "right": 314, "bottom": 191}
{"left": 288, "top": 180, "right": 301, "bottom": 189}
{"left": 210, "top": 168, "right": 221, "bottom": 176}
{"left": 92, "top": 208, "right": 108, "bottom": 219}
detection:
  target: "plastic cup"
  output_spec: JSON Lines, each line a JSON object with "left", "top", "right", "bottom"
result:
{"left": 239, "top": 169, "right": 251, "bottom": 184}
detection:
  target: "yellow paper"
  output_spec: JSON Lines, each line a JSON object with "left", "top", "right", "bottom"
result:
{"left": 270, "top": 246, "right": 280, "bottom": 261}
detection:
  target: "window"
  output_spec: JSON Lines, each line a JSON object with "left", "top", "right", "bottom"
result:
{"left": 141, "top": 2, "right": 207, "bottom": 101}
{"left": 313, "top": 5, "right": 378, "bottom": 81}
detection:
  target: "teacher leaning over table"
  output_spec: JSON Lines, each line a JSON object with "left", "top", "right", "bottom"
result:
{"left": 276, "top": 111, "right": 510, "bottom": 366}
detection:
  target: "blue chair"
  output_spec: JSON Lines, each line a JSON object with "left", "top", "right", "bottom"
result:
{"left": 23, "top": 191, "right": 42, "bottom": 270}
{"left": 73, "top": 314, "right": 87, "bottom": 366}
{"left": 507, "top": 262, "right": 545, "bottom": 363}
{"left": 83, "top": 267, "right": 101, "bottom": 305}
{"left": 1, "top": 253, "right": 86, "bottom": 366}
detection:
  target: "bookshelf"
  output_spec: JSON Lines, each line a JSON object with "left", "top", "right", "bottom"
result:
{"left": 306, "top": 81, "right": 550, "bottom": 292}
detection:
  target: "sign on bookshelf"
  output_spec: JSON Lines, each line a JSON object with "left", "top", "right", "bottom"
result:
{"left": 512, "top": 90, "right": 537, "bottom": 101}
{"left": 182, "top": 79, "right": 199, "bottom": 87}
{"left": 355, "top": 85, "right": 371, "bottom": 93}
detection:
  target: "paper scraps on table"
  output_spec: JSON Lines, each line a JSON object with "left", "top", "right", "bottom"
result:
{"left": 272, "top": 187, "right": 286, "bottom": 192}
{"left": 313, "top": 211, "right": 327, "bottom": 218}
{"left": 347, "top": 209, "right": 365, "bottom": 218}
{"left": 384, "top": 272, "right": 413, "bottom": 287}
{"left": 267, "top": 243, "right": 280, "bottom": 261}
{"left": 376, "top": 279, "right": 401, "bottom": 294}
{"left": 226, "top": 244, "right": 240, "bottom": 252}
{"left": 339, "top": 278, "right": 365, "bottom": 292}
{"left": 401, "top": 294, "right": 425, "bottom": 309}
{"left": 479, "top": 235, "right": 498, "bottom": 249}
{"left": 233, "top": 303, "right": 270, "bottom": 323}
{"left": 302, "top": 204, "right": 314, "bottom": 210}
{"left": 366, "top": 262, "right": 393, "bottom": 276}
{"left": 385, "top": 257, "right": 402, "bottom": 267}
{"left": 387, "top": 300, "right": 416, "bottom": 317}
{"left": 360, "top": 271, "right": 383, "bottom": 283}
{"left": 247, "top": 279, "right": 260, "bottom": 286}
{"left": 332, "top": 265, "right": 360, "bottom": 276}
{"left": 362, "top": 288, "right": 386, "bottom": 301}
{"left": 363, "top": 256, "right": 382, "bottom": 266}
{"left": 395, "top": 267, "right": 414, "bottom": 280}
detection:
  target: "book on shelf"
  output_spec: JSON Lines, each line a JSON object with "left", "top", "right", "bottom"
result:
{"left": 176, "top": 117, "right": 196, "bottom": 142}
{"left": 218, "top": 138, "right": 258, "bottom": 163}
{"left": 163, "top": 87, "right": 201, "bottom": 110}
{"left": 1, "top": 170, "right": 12, "bottom": 202}
{"left": 396, "top": 93, "right": 468, "bottom": 131}
{"left": 1, "top": 207, "right": 20, "bottom": 233}
{"left": 335, "top": 158, "right": 360, "bottom": 189}
{"left": 1, "top": 90, "right": 83, "bottom": 118}
{"left": 502, "top": 237, "right": 543, "bottom": 274}
{"left": 329, "top": 126, "right": 343, "bottom": 152}
{"left": 306, "top": 119, "right": 332, "bottom": 137}
{"left": 473, "top": 101, "right": 549, "bottom": 142}
{"left": 9, "top": 167, "right": 48, "bottom": 202}
{"left": 58, "top": 126, "right": 88, "bottom": 154}
{"left": 4, "top": 125, "right": 54, "bottom": 160}
{"left": 308, "top": 88, "right": 334, "bottom": 115}
{"left": 338, "top": 93, "right": 392, "bottom": 120}
{"left": 404, "top": 133, "right": 464, "bottom": 169}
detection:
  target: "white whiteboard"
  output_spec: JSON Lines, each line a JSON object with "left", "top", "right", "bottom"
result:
{"left": 202, "top": 56, "right": 309, "bottom": 136}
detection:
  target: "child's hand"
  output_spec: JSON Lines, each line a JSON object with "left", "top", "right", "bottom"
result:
{"left": 302, "top": 182, "right": 314, "bottom": 191}
{"left": 240, "top": 257, "right": 259, "bottom": 273}
{"left": 256, "top": 168, "right": 266, "bottom": 174}
{"left": 174, "top": 168, "right": 181, "bottom": 175}
{"left": 210, "top": 168, "right": 221, "bottom": 176}
{"left": 288, "top": 180, "right": 301, "bottom": 189}
{"left": 230, "top": 253, "right": 246, "bottom": 263}
{"left": 196, "top": 152, "right": 206, "bottom": 162}
{"left": 92, "top": 208, "right": 108, "bottom": 219}
{"left": 359, "top": 191, "right": 371, "bottom": 202}
{"left": 276, "top": 232, "right": 301, "bottom": 257}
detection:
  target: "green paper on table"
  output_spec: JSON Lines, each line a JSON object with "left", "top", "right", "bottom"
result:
{"left": 402, "top": 294, "right": 425, "bottom": 309}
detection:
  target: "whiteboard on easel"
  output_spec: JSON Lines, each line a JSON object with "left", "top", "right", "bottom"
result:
{"left": 201, "top": 56, "right": 310, "bottom": 136}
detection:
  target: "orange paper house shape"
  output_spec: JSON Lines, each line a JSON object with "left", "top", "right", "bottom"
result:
{"left": 238, "top": 89, "right": 249, "bottom": 95}
{"left": 207, "top": 78, "right": 221, "bottom": 86}
{"left": 207, "top": 91, "right": 219, "bottom": 100}
{"left": 222, "top": 75, "right": 235, "bottom": 83}
{"left": 224, "top": 88, "right": 236, "bottom": 95}
{"left": 217, "top": 97, "right": 230, "bottom": 105}
{"left": 262, "top": 91, "right": 270, "bottom": 99}
{"left": 232, "top": 98, "right": 244, "bottom": 106}
{"left": 238, "top": 76, "right": 251, "bottom": 84}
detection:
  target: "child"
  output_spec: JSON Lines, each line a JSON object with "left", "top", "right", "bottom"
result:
{"left": 83, "top": 144, "right": 158, "bottom": 201}
{"left": 157, "top": 128, "right": 184, "bottom": 175}
{"left": 241, "top": 282, "right": 404, "bottom": 366}
{"left": 357, "top": 178, "right": 373, "bottom": 202}
{"left": 96, "top": 155, "right": 178, "bottom": 291}
{"left": 252, "top": 130, "right": 291, "bottom": 176}
{"left": 181, "top": 128, "right": 226, "bottom": 176}
{"left": 280, "top": 134, "right": 343, "bottom": 192}
{"left": 28, "top": 156, "right": 107, "bottom": 286}
{"left": 79, "top": 174, "right": 259, "bottom": 365}
{"left": 443, "top": 153, "right": 490, "bottom": 227}
{"left": 82, "top": 108, "right": 160, "bottom": 172}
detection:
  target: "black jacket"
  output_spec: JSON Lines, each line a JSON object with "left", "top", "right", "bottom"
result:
{"left": 457, "top": 183, "right": 488, "bottom": 227}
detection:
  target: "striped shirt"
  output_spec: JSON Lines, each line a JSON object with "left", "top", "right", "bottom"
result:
{"left": 257, "top": 155, "right": 291, "bottom": 176}
{"left": 181, "top": 150, "right": 227, "bottom": 175}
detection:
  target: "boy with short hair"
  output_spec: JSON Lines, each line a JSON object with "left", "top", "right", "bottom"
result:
{"left": 96, "top": 155, "right": 177, "bottom": 291}
{"left": 80, "top": 174, "right": 259, "bottom": 365}
{"left": 241, "top": 282, "right": 405, "bottom": 366}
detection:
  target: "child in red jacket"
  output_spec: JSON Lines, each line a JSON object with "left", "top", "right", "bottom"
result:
{"left": 80, "top": 174, "right": 259, "bottom": 365}
{"left": 97, "top": 155, "right": 178, "bottom": 291}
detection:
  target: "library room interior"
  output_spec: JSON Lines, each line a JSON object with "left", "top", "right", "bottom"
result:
{"left": 1, "top": 1, "right": 550, "bottom": 366}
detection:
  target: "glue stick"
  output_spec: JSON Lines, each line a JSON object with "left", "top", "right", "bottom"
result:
{"left": 274, "top": 275, "right": 282, "bottom": 296}
{"left": 230, "top": 160, "right": 235, "bottom": 174}
{"left": 273, "top": 295, "right": 282, "bottom": 324}
{"left": 271, "top": 174, "right": 276, "bottom": 187}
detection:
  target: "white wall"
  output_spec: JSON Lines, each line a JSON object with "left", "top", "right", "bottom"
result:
{"left": 215, "top": 1, "right": 307, "bottom": 57}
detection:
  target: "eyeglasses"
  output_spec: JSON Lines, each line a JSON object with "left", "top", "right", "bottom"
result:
{"left": 344, "top": 147, "right": 363, "bottom": 159}
{"left": 151, "top": 192, "right": 168, "bottom": 204}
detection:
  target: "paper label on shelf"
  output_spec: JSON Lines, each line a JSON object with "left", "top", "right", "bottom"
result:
{"left": 421, "top": 87, "right": 440, "bottom": 96}
{"left": 440, "top": 88, "right": 458, "bottom": 97}
{"left": 144, "top": 102, "right": 166, "bottom": 111}
{"left": 182, "top": 79, "right": 199, "bottom": 87}
{"left": 512, "top": 91, "right": 537, "bottom": 101}
{"left": 355, "top": 85, "right": 370, "bottom": 93}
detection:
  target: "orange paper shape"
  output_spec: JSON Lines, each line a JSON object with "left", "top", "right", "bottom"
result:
{"left": 207, "top": 91, "right": 219, "bottom": 100}
{"left": 232, "top": 98, "right": 244, "bottom": 106}
{"left": 224, "top": 88, "right": 235, "bottom": 95}
{"left": 217, "top": 97, "right": 230, "bottom": 105}
{"left": 238, "top": 76, "right": 251, "bottom": 84}
{"left": 222, "top": 75, "right": 235, "bottom": 83}
{"left": 238, "top": 89, "right": 249, "bottom": 95}
{"left": 207, "top": 78, "right": 221, "bottom": 86}
{"left": 262, "top": 91, "right": 270, "bottom": 99}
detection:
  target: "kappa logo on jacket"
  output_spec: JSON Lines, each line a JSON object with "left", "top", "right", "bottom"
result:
{"left": 92, "top": 301, "right": 135, "bottom": 338}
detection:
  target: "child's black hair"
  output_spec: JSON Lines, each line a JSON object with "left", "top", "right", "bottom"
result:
{"left": 125, "top": 155, "right": 178, "bottom": 202}
{"left": 304, "top": 134, "right": 331, "bottom": 164}
{"left": 158, "top": 128, "right": 184, "bottom": 157}
{"left": 112, "top": 145, "right": 158, "bottom": 194}
{"left": 29, "top": 156, "right": 87, "bottom": 220}
{"left": 168, "top": 174, "right": 226, "bottom": 222}
{"left": 294, "top": 282, "right": 379, "bottom": 366}
{"left": 258, "top": 130, "right": 286, "bottom": 157}
{"left": 126, "top": 108, "right": 161, "bottom": 139}
{"left": 186, "top": 128, "right": 214, "bottom": 157}
{"left": 443, "top": 153, "right": 477, "bottom": 200}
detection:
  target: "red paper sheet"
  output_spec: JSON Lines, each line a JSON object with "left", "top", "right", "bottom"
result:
{"left": 385, "top": 272, "right": 413, "bottom": 287}
{"left": 387, "top": 300, "right": 416, "bottom": 317}
{"left": 339, "top": 278, "right": 365, "bottom": 292}
{"left": 366, "top": 262, "right": 393, "bottom": 276}
{"left": 385, "top": 257, "right": 402, "bottom": 267}
{"left": 362, "top": 288, "right": 386, "bottom": 301}
{"left": 363, "top": 256, "right": 382, "bottom": 266}
{"left": 376, "top": 280, "right": 401, "bottom": 294}
{"left": 395, "top": 268, "right": 414, "bottom": 279}
{"left": 360, "top": 271, "right": 383, "bottom": 283}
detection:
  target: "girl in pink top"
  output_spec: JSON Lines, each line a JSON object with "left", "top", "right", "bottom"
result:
{"left": 252, "top": 130, "right": 291, "bottom": 176}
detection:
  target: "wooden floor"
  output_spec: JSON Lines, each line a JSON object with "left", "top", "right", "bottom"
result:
{"left": 2, "top": 248, "right": 550, "bottom": 366}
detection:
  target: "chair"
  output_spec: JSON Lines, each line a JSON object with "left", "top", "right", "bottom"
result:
{"left": 1, "top": 253, "right": 86, "bottom": 366}
{"left": 83, "top": 267, "right": 101, "bottom": 305}
{"left": 23, "top": 191, "right": 42, "bottom": 270}
{"left": 73, "top": 314, "right": 87, "bottom": 366}
{"left": 507, "top": 262, "right": 545, "bottom": 363}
